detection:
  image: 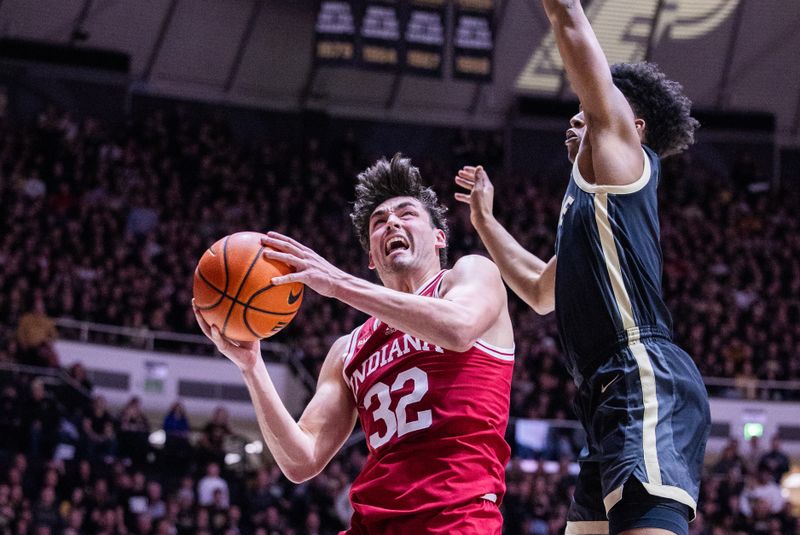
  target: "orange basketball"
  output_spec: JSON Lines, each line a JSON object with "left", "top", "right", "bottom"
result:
{"left": 193, "top": 232, "right": 304, "bottom": 341}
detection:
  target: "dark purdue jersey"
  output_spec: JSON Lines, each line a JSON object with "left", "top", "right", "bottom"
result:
{"left": 555, "top": 146, "right": 672, "bottom": 382}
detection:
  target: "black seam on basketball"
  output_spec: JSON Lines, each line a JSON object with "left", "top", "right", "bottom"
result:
{"left": 245, "top": 284, "right": 299, "bottom": 315}
{"left": 222, "top": 246, "right": 265, "bottom": 336}
{"left": 242, "top": 307, "right": 262, "bottom": 339}
{"left": 218, "top": 236, "right": 236, "bottom": 335}
{"left": 222, "top": 236, "right": 230, "bottom": 295}
{"left": 195, "top": 269, "right": 226, "bottom": 310}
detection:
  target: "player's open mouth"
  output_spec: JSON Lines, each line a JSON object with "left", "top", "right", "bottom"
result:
{"left": 565, "top": 131, "right": 579, "bottom": 144}
{"left": 384, "top": 236, "right": 410, "bottom": 256}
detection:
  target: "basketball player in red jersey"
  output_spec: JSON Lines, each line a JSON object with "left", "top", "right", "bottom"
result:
{"left": 193, "top": 154, "right": 515, "bottom": 534}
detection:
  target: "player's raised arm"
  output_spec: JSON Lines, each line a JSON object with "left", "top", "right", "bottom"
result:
{"left": 262, "top": 232, "right": 506, "bottom": 353}
{"left": 541, "top": 0, "right": 643, "bottom": 184}
{"left": 455, "top": 165, "right": 555, "bottom": 315}
{"left": 194, "top": 302, "right": 357, "bottom": 483}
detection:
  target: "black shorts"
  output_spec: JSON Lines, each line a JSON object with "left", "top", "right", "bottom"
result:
{"left": 565, "top": 339, "right": 710, "bottom": 535}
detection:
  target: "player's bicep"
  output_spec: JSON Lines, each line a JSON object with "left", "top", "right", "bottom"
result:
{"left": 440, "top": 255, "right": 505, "bottom": 329}
{"left": 297, "top": 336, "right": 357, "bottom": 468}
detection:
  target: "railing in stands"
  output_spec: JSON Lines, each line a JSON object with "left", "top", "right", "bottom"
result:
{"left": 52, "top": 318, "right": 800, "bottom": 402}
{"left": 0, "top": 360, "right": 93, "bottom": 401}
{"left": 53, "top": 317, "right": 317, "bottom": 393}
{"left": 704, "top": 376, "right": 800, "bottom": 401}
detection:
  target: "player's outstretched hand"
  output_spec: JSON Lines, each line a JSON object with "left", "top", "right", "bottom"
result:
{"left": 454, "top": 165, "right": 496, "bottom": 227}
{"left": 193, "top": 299, "right": 261, "bottom": 372}
{"left": 260, "top": 232, "right": 347, "bottom": 299}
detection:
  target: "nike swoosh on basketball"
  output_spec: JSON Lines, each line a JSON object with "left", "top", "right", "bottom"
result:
{"left": 288, "top": 288, "right": 303, "bottom": 305}
{"left": 601, "top": 374, "right": 621, "bottom": 393}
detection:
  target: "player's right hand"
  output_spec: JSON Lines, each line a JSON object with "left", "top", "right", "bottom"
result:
{"left": 454, "top": 165, "right": 496, "bottom": 227}
{"left": 193, "top": 299, "right": 261, "bottom": 372}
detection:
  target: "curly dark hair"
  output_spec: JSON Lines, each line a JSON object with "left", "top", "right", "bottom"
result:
{"left": 611, "top": 62, "right": 699, "bottom": 158}
{"left": 351, "top": 153, "right": 449, "bottom": 266}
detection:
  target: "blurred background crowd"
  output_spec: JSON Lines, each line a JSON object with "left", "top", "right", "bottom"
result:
{"left": 0, "top": 105, "right": 798, "bottom": 534}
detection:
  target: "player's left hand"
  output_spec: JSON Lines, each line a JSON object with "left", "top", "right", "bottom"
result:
{"left": 261, "top": 232, "right": 346, "bottom": 298}
{"left": 454, "top": 165, "right": 496, "bottom": 228}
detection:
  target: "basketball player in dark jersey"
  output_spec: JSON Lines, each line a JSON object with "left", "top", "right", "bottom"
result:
{"left": 194, "top": 155, "right": 515, "bottom": 533}
{"left": 455, "top": 2, "right": 710, "bottom": 535}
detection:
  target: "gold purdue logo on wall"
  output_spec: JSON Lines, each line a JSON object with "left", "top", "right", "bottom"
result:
{"left": 516, "top": 0, "right": 740, "bottom": 94}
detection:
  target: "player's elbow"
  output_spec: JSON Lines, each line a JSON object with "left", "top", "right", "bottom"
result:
{"left": 281, "top": 463, "right": 320, "bottom": 484}
{"left": 522, "top": 284, "right": 555, "bottom": 316}
{"left": 448, "top": 335, "right": 478, "bottom": 354}
{"left": 440, "top": 325, "right": 479, "bottom": 353}
{"left": 531, "top": 300, "right": 555, "bottom": 316}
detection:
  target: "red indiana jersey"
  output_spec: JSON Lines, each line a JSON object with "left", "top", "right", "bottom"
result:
{"left": 341, "top": 270, "right": 514, "bottom": 531}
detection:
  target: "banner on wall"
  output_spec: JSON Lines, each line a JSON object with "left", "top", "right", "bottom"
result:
{"left": 453, "top": 0, "right": 495, "bottom": 81}
{"left": 314, "top": 0, "right": 358, "bottom": 65}
{"left": 403, "top": 0, "right": 446, "bottom": 77}
{"left": 359, "top": 1, "right": 402, "bottom": 71}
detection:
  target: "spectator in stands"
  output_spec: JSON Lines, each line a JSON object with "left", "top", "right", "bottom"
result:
{"left": 82, "top": 395, "right": 117, "bottom": 462}
{"left": 197, "top": 463, "right": 229, "bottom": 508}
{"left": 740, "top": 467, "right": 786, "bottom": 517}
{"left": 197, "top": 407, "right": 232, "bottom": 468}
{"left": 16, "top": 295, "right": 59, "bottom": 368}
{"left": 23, "top": 378, "right": 60, "bottom": 459}
{"left": 60, "top": 362, "right": 93, "bottom": 418}
{"left": 117, "top": 396, "right": 151, "bottom": 467}
{"left": 759, "top": 435, "right": 791, "bottom": 483}
{"left": 0, "top": 384, "right": 23, "bottom": 452}
{"left": 162, "top": 401, "right": 192, "bottom": 475}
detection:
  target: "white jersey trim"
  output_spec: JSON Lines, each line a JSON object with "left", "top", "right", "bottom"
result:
{"left": 341, "top": 323, "right": 365, "bottom": 378}
{"left": 573, "top": 147, "right": 651, "bottom": 195}
{"left": 414, "top": 270, "right": 446, "bottom": 295}
{"left": 475, "top": 339, "right": 515, "bottom": 361}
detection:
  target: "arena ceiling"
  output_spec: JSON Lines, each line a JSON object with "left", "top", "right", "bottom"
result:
{"left": 0, "top": 0, "right": 798, "bottom": 145}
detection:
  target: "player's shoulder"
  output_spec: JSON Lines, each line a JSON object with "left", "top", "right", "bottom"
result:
{"left": 441, "top": 255, "right": 502, "bottom": 293}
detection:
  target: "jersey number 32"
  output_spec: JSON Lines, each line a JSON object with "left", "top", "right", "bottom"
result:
{"left": 363, "top": 367, "right": 432, "bottom": 449}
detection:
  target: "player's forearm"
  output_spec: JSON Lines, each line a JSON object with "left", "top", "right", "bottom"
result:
{"left": 332, "top": 275, "right": 484, "bottom": 352}
{"left": 474, "top": 216, "right": 554, "bottom": 314}
{"left": 240, "top": 359, "right": 320, "bottom": 483}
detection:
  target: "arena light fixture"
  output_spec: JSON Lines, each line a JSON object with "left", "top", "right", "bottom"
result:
{"left": 225, "top": 453, "right": 242, "bottom": 466}
{"left": 516, "top": 0, "right": 740, "bottom": 94}
{"left": 244, "top": 441, "right": 264, "bottom": 455}
{"left": 148, "top": 429, "right": 166, "bottom": 446}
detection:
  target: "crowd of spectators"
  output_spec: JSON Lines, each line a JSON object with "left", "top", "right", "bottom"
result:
{"left": 2, "top": 105, "right": 799, "bottom": 409}
{"left": 0, "top": 367, "right": 797, "bottom": 534}
{"left": 0, "top": 367, "right": 366, "bottom": 535}
{"left": 0, "top": 104, "right": 799, "bottom": 532}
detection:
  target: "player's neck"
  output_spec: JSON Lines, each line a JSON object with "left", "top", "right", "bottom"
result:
{"left": 383, "top": 266, "right": 442, "bottom": 294}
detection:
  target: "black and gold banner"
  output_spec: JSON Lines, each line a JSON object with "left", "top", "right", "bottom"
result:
{"left": 453, "top": 0, "right": 494, "bottom": 81}
{"left": 359, "top": 1, "right": 402, "bottom": 71}
{"left": 314, "top": 0, "right": 358, "bottom": 65}
{"left": 403, "top": 0, "right": 446, "bottom": 77}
